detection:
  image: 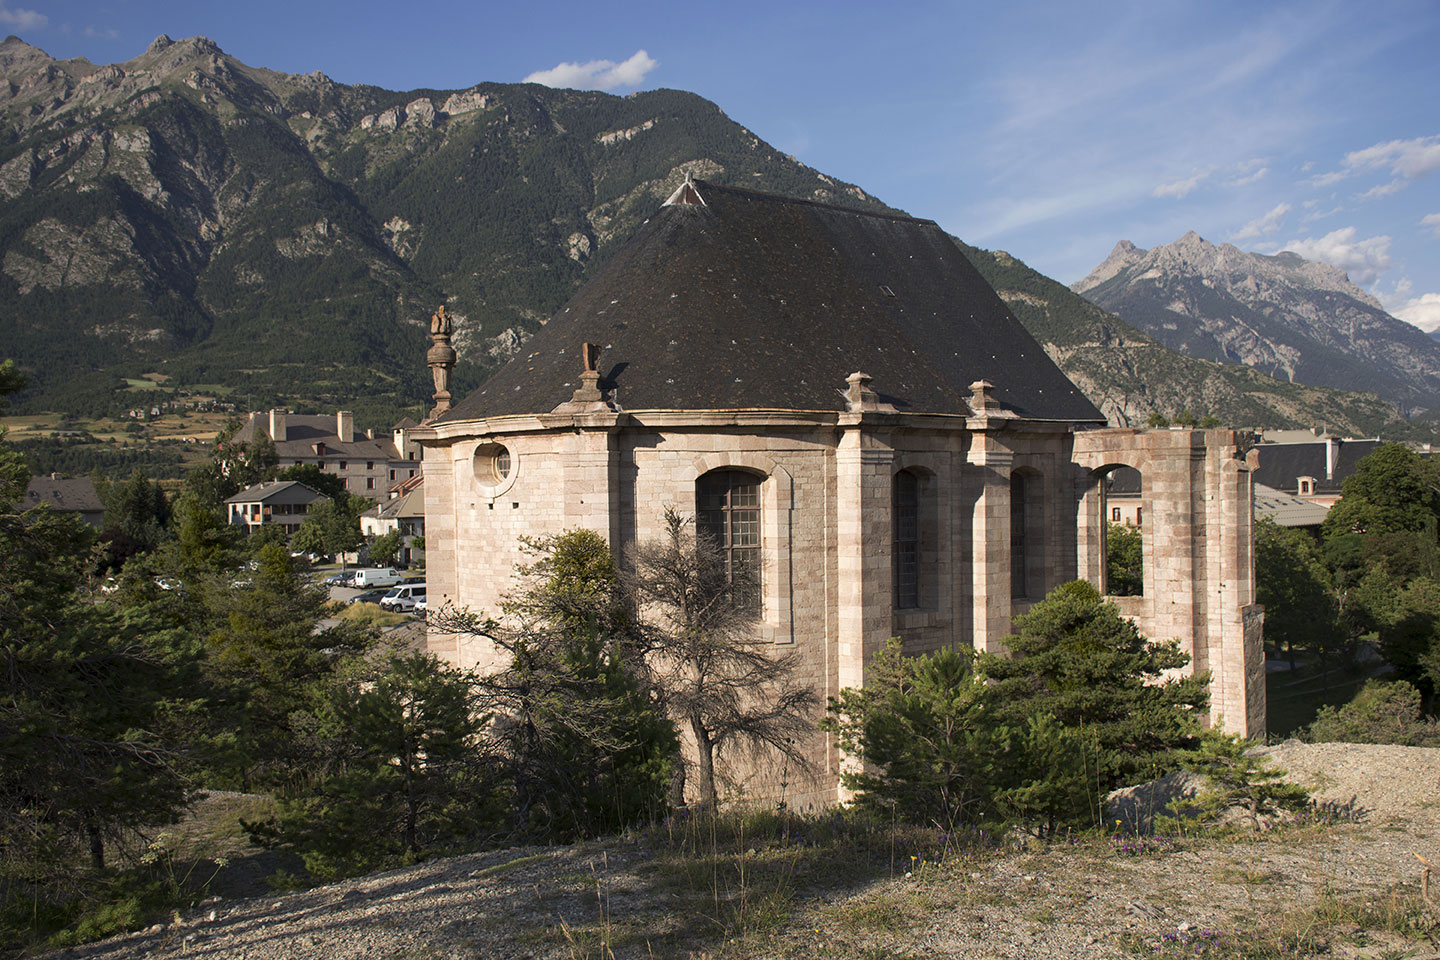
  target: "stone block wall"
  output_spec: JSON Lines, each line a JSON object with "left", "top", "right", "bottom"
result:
{"left": 420, "top": 414, "right": 1264, "bottom": 806}
{"left": 1071, "top": 428, "right": 1265, "bottom": 737}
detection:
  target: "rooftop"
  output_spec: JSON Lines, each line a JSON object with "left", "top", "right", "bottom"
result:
{"left": 441, "top": 180, "right": 1101, "bottom": 424}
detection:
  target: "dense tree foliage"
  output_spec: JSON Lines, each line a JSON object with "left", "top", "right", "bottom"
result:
{"left": 979, "top": 581, "right": 1208, "bottom": 789}
{"left": 1255, "top": 443, "right": 1440, "bottom": 725}
{"left": 827, "top": 582, "right": 1208, "bottom": 835}
{"left": 248, "top": 652, "right": 499, "bottom": 881}
{"left": 1, "top": 367, "right": 199, "bottom": 937}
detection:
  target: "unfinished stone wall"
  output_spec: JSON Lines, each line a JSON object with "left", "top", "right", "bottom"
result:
{"left": 1071, "top": 428, "right": 1265, "bottom": 737}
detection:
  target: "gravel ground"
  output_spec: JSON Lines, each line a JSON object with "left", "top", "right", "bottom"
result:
{"left": 44, "top": 742, "right": 1440, "bottom": 960}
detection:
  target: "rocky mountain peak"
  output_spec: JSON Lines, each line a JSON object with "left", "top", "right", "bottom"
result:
{"left": 1070, "top": 239, "right": 1146, "bottom": 291}
{"left": 147, "top": 35, "right": 174, "bottom": 53}
{"left": 0, "top": 35, "right": 55, "bottom": 75}
{"left": 1073, "top": 230, "right": 1440, "bottom": 412}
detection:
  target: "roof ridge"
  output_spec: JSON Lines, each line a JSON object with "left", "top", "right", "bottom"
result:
{"left": 683, "top": 178, "right": 933, "bottom": 227}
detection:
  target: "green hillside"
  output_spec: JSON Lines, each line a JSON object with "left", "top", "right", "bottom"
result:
{"left": 0, "top": 34, "right": 1425, "bottom": 440}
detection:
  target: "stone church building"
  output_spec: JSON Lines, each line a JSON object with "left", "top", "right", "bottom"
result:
{"left": 414, "top": 180, "right": 1264, "bottom": 806}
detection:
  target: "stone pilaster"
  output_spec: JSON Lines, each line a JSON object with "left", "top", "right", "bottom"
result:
{"left": 967, "top": 430, "right": 1013, "bottom": 652}
{"left": 834, "top": 427, "right": 894, "bottom": 693}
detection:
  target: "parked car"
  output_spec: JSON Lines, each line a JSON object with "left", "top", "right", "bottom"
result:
{"left": 379, "top": 582, "right": 426, "bottom": 613}
{"left": 414, "top": 597, "right": 427, "bottom": 616}
{"left": 347, "top": 589, "right": 388, "bottom": 606}
{"left": 322, "top": 571, "right": 355, "bottom": 587}
{"left": 352, "top": 567, "right": 403, "bottom": 589}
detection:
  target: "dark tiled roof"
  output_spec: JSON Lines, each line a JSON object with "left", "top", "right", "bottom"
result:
{"left": 441, "top": 181, "right": 1102, "bottom": 423}
{"left": 224, "top": 480, "right": 329, "bottom": 507}
{"left": 1251, "top": 440, "right": 1382, "bottom": 493}
{"left": 233, "top": 415, "right": 401, "bottom": 461}
{"left": 25, "top": 476, "right": 103, "bottom": 513}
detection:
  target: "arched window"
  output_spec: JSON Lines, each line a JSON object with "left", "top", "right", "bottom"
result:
{"left": 894, "top": 470, "right": 919, "bottom": 608}
{"left": 697, "top": 470, "right": 761, "bottom": 609}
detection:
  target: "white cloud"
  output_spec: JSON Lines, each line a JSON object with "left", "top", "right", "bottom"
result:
{"left": 523, "top": 50, "right": 657, "bottom": 91}
{"left": 83, "top": 25, "right": 118, "bottom": 39}
{"left": 1358, "top": 179, "right": 1405, "bottom": 200}
{"left": 1423, "top": 213, "right": 1440, "bottom": 237}
{"left": 1232, "top": 202, "right": 1290, "bottom": 241}
{"left": 1392, "top": 292, "right": 1440, "bottom": 333}
{"left": 1311, "top": 133, "right": 1440, "bottom": 188}
{"left": 1345, "top": 134, "right": 1440, "bottom": 180}
{"left": 1281, "top": 227, "right": 1393, "bottom": 284}
{"left": 1226, "top": 166, "right": 1269, "bottom": 187}
{"left": 1153, "top": 169, "right": 1212, "bottom": 199}
{"left": 0, "top": 4, "right": 47, "bottom": 30}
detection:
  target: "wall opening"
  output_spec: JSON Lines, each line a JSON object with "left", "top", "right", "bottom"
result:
{"left": 1097, "top": 465, "right": 1143, "bottom": 597}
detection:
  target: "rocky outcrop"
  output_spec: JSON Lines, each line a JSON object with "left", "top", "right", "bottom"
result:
{"left": 1074, "top": 233, "right": 1440, "bottom": 413}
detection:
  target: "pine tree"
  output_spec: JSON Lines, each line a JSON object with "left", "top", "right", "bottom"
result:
{"left": 979, "top": 581, "right": 1208, "bottom": 790}
{"left": 249, "top": 651, "right": 499, "bottom": 880}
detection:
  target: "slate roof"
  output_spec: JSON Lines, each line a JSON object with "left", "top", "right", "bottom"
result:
{"left": 378, "top": 486, "right": 425, "bottom": 520}
{"left": 1250, "top": 439, "right": 1382, "bottom": 494}
{"left": 25, "top": 476, "right": 103, "bottom": 514}
{"left": 441, "top": 180, "right": 1102, "bottom": 423}
{"left": 233, "top": 414, "right": 401, "bottom": 461}
{"left": 224, "top": 480, "right": 328, "bottom": 507}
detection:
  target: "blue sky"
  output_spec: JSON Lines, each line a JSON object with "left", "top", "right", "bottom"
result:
{"left": 11, "top": 0, "right": 1440, "bottom": 329}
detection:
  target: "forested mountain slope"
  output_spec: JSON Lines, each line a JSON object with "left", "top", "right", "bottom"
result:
{"left": 0, "top": 34, "right": 1421, "bottom": 437}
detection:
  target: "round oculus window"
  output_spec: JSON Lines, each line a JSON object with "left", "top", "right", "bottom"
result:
{"left": 474, "top": 442, "right": 512, "bottom": 486}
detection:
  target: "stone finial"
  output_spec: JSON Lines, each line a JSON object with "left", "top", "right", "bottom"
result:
{"left": 425, "top": 304, "right": 457, "bottom": 421}
{"left": 569, "top": 342, "right": 605, "bottom": 404}
{"left": 969, "top": 379, "right": 1001, "bottom": 414}
{"left": 843, "top": 371, "right": 894, "bottom": 413}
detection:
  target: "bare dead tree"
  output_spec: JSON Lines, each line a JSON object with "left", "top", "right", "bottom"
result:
{"left": 626, "top": 507, "right": 816, "bottom": 810}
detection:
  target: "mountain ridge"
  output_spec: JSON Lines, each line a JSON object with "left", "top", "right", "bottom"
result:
{"left": 0, "top": 35, "right": 1428, "bottom": 440}
{"left": 1071, "top": 232, "right": 1440, "bottom": 414}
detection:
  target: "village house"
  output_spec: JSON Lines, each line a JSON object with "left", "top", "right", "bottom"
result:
{"left": 413, "top": 179, "right": 1264, "bottom": 807}
{"left": 231, "top": 410, "right": 423, "bottom": 501}
{"left": 359, "top": 474, "right": 426, "bottom": 567}
{"left": 224, "top": 480, "right": 328, "bottom": 536}
{"left": 24, "top": 474, "right": 104, "bottom": 527}
{"left": 1249, "top": 432, "right": 1381, "bottom": 509}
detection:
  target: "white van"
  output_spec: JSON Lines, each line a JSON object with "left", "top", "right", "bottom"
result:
{"left": 380, "top": 582, "right": 426, "bottom": 613}
{"left": 351, "top": 567, "right": 402, "bottom": 589}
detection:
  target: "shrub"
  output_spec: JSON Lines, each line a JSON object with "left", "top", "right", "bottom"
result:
{"left": 1306, "top": 679, "right": 1440, "bottom": 747}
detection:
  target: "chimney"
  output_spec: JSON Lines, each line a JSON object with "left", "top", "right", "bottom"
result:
{"left": 1325, "top": 437, "right": 1337, "bottom": 481}
{"left": 337, "top": 410, "right": 354, "bottom": 444}
{"left": 268, "top": 409, "right": 287, "bottom": 441}
{"left": 366, "top": 428, "right": 375, "bottom": 440}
